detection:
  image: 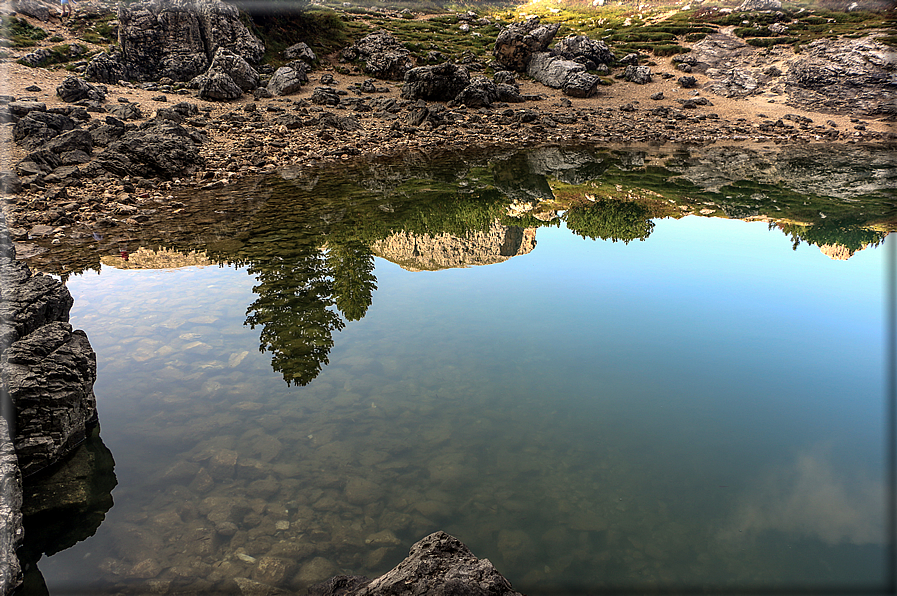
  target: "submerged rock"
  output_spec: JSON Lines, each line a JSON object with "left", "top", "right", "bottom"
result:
{"left": 310, "top": 531, "right": 523, "bottom": 596}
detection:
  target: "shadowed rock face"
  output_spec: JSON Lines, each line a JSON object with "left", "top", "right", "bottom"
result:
{"left": 371, "top": 221, "right": 537, "bottom": 271}
{"left": 310, "top": 531, "right": 524, "bottom": 596}
{"left": 0, "top": 422, "right": 23, "bottom": 596}
{"left": 116, "top": 0, "right": 264, "bottom": 82}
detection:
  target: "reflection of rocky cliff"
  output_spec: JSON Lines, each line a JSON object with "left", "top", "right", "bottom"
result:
{"left": 99, "top": 247, "right": 214, "bottom": 270}
{"left": 371, "top": 221, "right": 537, "bottom": 272}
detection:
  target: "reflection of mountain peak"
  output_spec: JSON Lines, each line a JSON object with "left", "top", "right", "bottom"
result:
{"left": 819, "top": 243, "right": 856, "bottom": 260}
{"left": 371, "top": 220, "right": 536, "bottom": 272}
{"left": 100, "top": 247, "right": 214, "bottom": 270}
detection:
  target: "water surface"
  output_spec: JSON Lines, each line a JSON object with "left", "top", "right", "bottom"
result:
{"left": 19, "top": 144, "right": 894, "bottom": 594}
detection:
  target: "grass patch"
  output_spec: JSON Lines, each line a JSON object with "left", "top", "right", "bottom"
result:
{"left": 243, "top": 8, "right": 355, "bottom": 67}
{"left": 0, "top": 15, "right": 48, "bottom": 47}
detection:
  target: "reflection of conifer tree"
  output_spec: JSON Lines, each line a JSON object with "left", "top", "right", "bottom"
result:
{"left": 244, "top": 245, "right": 345, "bottom": 386}
{"left": 326, "top": 241, "right": 377, "bottom": 322}
{"left": 565, "top": 200, "right": 655, "bottom": 244}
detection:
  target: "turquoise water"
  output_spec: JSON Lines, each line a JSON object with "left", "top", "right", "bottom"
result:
{"left": 19, "top": 145, "right": 894, "bottom": 594}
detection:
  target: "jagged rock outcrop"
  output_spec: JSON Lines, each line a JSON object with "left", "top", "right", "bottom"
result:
{"left": 371, "top": 220, "right": 536, "bottom": 271}
{"left": 493, "top": 16, "right": 560, "bottom": 72}
{"left": 84, "top": 52, "right": 129, "bottom": 85}
{"left": 455, "top": 76, "right": 500, "bottom": 107}
{"left": 401, "top": 63, "right": 471, "bottom": 101}
{"left": 284, "top": 42, "right": 316, "bottom": 64}
{"left": 56, "top": 76, "right": 107, "bottom": 104}
{"left": 341, "top": 31, "right": 413, "bottom": 81}
{"left": 563, "top": 71, "right": 601, "bottom": 98}
{"left": 0, "top": 420, "right": 23, "bottom": 596}
{"left": 115, "top": 0, "right": 264, "bottom": 82}
{"left": 310, "top": 531, "right": 524, "bottom": 596}
{"left": 784, "top": 37, "right": 897, "bottom": 117}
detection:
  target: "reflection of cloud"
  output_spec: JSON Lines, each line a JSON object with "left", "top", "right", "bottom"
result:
{"left": 723, "top": 447, "right": 885, "bottom": 546}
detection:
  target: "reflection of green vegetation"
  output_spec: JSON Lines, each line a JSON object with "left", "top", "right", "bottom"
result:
{"left": 777, "top": 221, "right": 888, "bottom": 252}
{"left": 326, "top": 240, "right": 377, "bottom": 321}
{"left": 565, "top": 200, "right": 655, "bottom": 243}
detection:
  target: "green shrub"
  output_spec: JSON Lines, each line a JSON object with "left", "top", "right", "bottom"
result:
{"left": 0, "top": 15, "right": 48, "bottom": 47}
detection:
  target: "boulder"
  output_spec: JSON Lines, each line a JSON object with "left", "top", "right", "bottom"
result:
{"left": 736, "top": 0, "right": 782, "bottom": 10}
{"left": 623, "top": 65, "right": 653, "bottom": 84}
{"left": 493, "top": 70, "right": 517, "bottom": 86}
{"left": 197, "top": 72, "right": 244, "bottom": 101}
{"left": 309, "top": 531, "right": 523, "bottom": 596}
{"left": 284, "top": 42, "right": 316, "bottom": 63}
{"left": 93, "top": 119, "right": 205, "bottom": 178}
{"left": 117, "top": 0, "right": 264, "bottom": 82}
{"left": 495, "top": 83, "right": 523, "bottom": 103}
{"left": 678, "top": 75, "right": 698, "bottom": 88}
{"left": 563, "top": 71, "right": 601, "bottom": 98}
{"left": 84, "top": 52, "right": 129, "bottom": 84}
{"left": 206, "top": 46, "right": 260, "bottom": 91}
{"left": 56, "top": 77, "right": 106, "bottom": 103}
{"left": 401, "top": 63, "right": 470, "bottom": 101}
{"left": 43, "top": 129, "right": 94, "bottom": 155}
{"left": 267, "top": 66, "right": 306, "bottom": 96}
{"left": 11, "top": 0, "right": 50, "bottom": 21}
{"left": 341, "top": 31, "right": 413, "bottom": 81}
{"left": 527, "top": 52, "right": 585, "bottom": 88}
{"left": 553, "top": 34, "right": 614, "bottom": 66}
{"left": 493, "top": 16, "right": 560, "bottom": 72}
{"left": 455, "top": 76, "right": 498, "bottom": 107}
{"left": 18, "top": 49, "right": 54, "bottom": 68}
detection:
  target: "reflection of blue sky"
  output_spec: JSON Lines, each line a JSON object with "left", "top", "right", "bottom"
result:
{"left": 722, "top": 444, "right": 886, "bottom": 546}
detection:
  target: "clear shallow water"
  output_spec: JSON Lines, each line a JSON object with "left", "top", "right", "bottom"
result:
{"left": 17, "top": 145, "right": 894, "bottom": 594}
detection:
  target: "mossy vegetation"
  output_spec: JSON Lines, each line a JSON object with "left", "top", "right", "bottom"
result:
{"left": 0, "top": 15, "right": 48, "bottom": 47}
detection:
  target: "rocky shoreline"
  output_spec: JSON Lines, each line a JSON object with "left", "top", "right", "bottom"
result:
{"left": 1, "top": 0, "right": 895, "bottom": 251}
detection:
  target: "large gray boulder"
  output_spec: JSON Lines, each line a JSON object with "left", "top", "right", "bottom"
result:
{"left": 401, "top": 63, "right": 470, "bottom": 101}
{"left": 553, "top": 34, "right": 614, "bottom": 66}
{"left": 84, "top": 52, "right": 129, "bottom": 85}
{"left": 197, "top": 72, "right": 243, "bottom": 100}
{"left": 117, "top": 0, "right": 264, "bottom": 82}
{"left": 527, "top": 52, "right": 585, "bottom": 88}
{"left": 455, "top": 76, "right": 499, "bottom": 107}
{"left": 623, "top": 64, "right": 653, "bottom": 84}
{"left": 493, "top": 16, "right": 560, "bottom": 72}
{"left": 310, "top": 531, "right": 524, "bottom": 596}
{"left": 284, "top": 42, "right": 316, "bottom": 63}
{"left": 342, "top": 31, "right": 413, "bottom": 81}
{"left": 206, "top": 46, "right": 260, "bottom": 91}
{"left": 267, "top": 65, "right": 307, "bottom": 96}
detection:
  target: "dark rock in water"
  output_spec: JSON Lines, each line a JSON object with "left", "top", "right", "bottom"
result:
{"left": 267, "top": 65, "right": 307, "bottom": 97}
{"left": 553, "top": 34, "right": 614, "bottom": 66}
{"left": 13, "top": 112, "right": 76, "bottom": 151}
{"left": 455, "top": 76, "right": 499, "bottom": 108}
{"left": 93, "top": 119, "right": 205, "bottom": 178}
{"left": 56, "top": 76, "right": 106, "bottom": 103}
{"left": 310, "top": 531, "right": 523, "bottom": 596}
{"left": 17, "top": 426, "right": 116, "bottom": 594}
{"left": 493, "top": 16, "right": 559, "bottom": 72}
{"left": 0, "top": 234, "right": 99, "bottom": 480}
{"left": 401, "top": 63, "right": 470, "bottom": 102}
{"left": 527, "top": 52, "right": 585, "bottom": 89}
{"left": 2, "top": 322, "right": 98, "bottom": 478}
{"left": 0, "top": 420, "right": 23, "bottom": 596}
{"left": 117, "top": 0, "right": 264, "bottom": 82}
{"left": 341, "top": 31, "right": 413, "bottom": 81}
{"left": 623, "top": 65, "right": 653, "bottom": 84}
{"left": 197, "top": 72, "right": 244, "bottom": 101}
